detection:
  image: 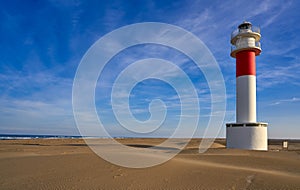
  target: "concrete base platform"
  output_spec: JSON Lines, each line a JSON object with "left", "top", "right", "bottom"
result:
{"left": 226, "top": 122, "right": 268, "bottom": 150}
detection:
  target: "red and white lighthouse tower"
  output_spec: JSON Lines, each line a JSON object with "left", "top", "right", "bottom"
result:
{"left": 226, "top": 21, "right": 268, "bottom": 150}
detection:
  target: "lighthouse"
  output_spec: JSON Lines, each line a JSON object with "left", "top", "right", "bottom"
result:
{"left": 226, "top": 21, "right": 268, "bottom": 150}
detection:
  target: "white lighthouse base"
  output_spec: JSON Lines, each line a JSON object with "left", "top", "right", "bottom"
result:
{"left": 226, "top": 123, "right": 268, "bottom": 150}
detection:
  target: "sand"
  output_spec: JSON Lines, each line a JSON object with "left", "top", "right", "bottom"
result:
{"left": 0, "top": 138, "right": 299, "bottom": 190}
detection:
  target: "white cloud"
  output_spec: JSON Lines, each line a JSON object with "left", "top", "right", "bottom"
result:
{"left": 0, "top": 69, "right": 77, "bottom": 134}
{"left": 270, "top": 97, "right": 300, "bottom": 106}
{"left": 257, "top": 62, "right": 300, "bottom": 89}
{"left": 0, "top": 97, "right": 76, "bottom": 135}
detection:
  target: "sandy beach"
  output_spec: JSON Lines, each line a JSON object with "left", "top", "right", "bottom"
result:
{"left": 0, "top": 138, "right": 299, "bottom": 190}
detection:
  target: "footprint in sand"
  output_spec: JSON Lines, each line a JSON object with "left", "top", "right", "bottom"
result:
{"left": 244, "top": 174, "right": 255, "bottom": 189}
{"left": 113, "top": 173, "right": 124, "bottom": 179}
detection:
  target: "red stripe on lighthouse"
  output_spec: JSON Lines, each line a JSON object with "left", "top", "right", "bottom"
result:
{"left": 236, "top": 51, "right": 256, "bottom": 77}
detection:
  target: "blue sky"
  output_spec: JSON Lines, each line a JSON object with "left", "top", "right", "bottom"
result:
{"left": 0, "top": 0, "right": 299, "bottom": 138}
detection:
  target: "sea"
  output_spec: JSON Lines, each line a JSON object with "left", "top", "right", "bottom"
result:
{"left": 0, "top": 134, "right": 87, "bottom": 140}
{"left": 0, "top": 134, "right": 128, "bottom": 140}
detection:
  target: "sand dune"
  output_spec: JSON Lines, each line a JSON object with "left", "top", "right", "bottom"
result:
{"left": 0, "top": 138, "right": 299, "bottom": 189}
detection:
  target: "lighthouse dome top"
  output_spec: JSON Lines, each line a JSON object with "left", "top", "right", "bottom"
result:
{"left": 238, "top": 21, "right": 252, "bottom": 30}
